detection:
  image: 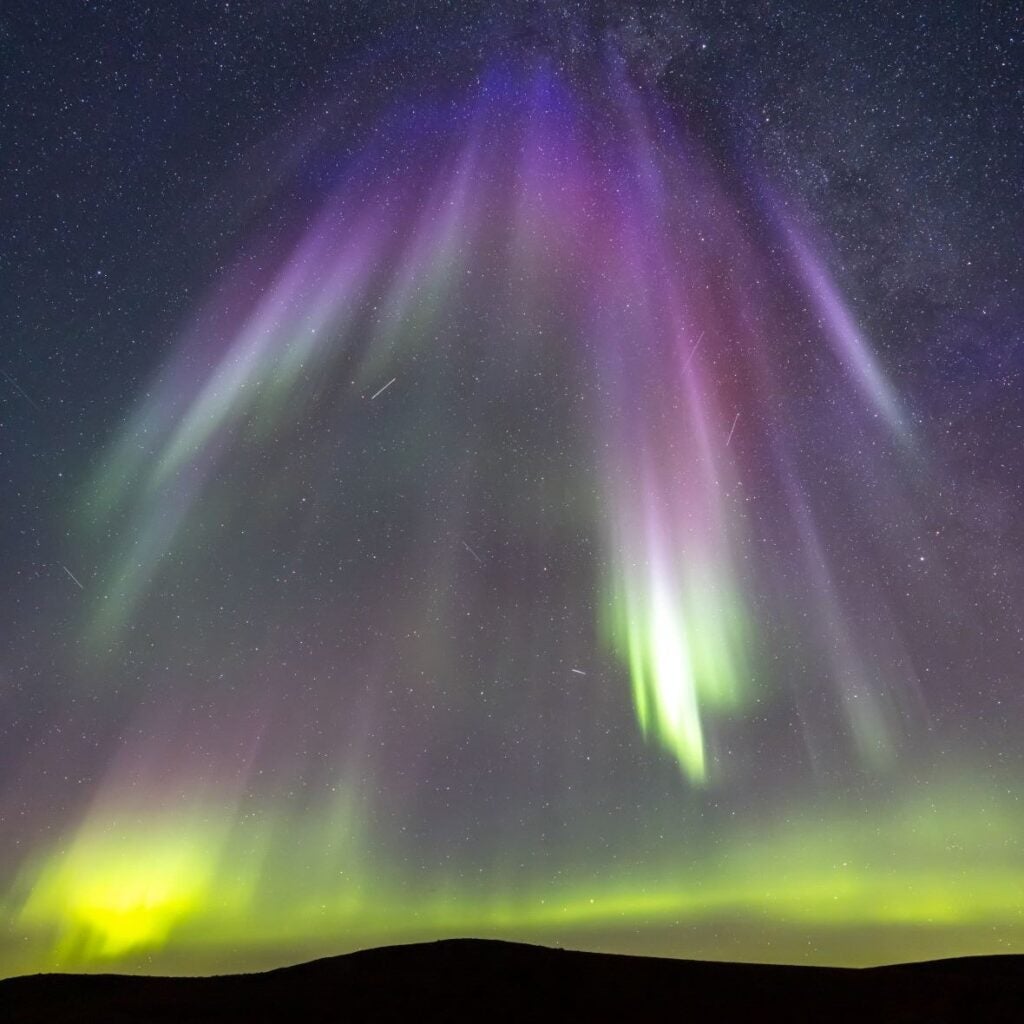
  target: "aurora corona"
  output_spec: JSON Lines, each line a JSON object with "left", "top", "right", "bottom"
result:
{"left": 3, "top": 36, "right": 1021, "bottom": 979}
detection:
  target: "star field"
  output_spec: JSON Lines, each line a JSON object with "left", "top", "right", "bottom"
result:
{"left": 1, "top": 1, "right": 1022, "bottom": 977}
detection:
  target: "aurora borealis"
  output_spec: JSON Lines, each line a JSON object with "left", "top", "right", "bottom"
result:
{"left": 2, "top": 1, "right": 1023, "bottom": 978}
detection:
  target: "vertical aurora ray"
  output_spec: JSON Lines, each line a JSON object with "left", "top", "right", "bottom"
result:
{"left": 4, "top": 48, "right": 1016, "bottom": 978}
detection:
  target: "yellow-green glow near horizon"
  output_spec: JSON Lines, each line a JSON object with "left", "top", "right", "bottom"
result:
{"left": 7, "top": 776, "right": 1023, "bottom": 976}
{"left": 17, "top": 823, "right": 220, "bottom": 961}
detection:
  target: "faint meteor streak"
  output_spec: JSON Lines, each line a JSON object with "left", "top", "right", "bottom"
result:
{"left": 681, "top": 331, "right": 705, "bottom": 371}
{"left": 726, "top": 412, "right": 740, "bottom": 447}
{"left": 1, "top": 368, "right": 41, "bottom": 411}
{"left": 462, "top": 541, "right": 484, "bottom": 564}
{"left": 61, "top": 565, "right": 84, "bottom": 590}
{"left": 370, "top": 377, "right": 396, "bottom": 400}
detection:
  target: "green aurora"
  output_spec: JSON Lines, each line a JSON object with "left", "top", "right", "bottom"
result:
{"left": 2, "top": 7, "right": 1022, "bottom": 982}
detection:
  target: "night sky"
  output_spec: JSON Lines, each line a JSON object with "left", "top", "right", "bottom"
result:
{"left": 2, "top": 1, "right": 1023, "bottom": 977}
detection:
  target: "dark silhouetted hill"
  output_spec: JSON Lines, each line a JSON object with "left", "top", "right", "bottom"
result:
{"left": 3, "top": 938, "right": 1022, "bottom": 1022}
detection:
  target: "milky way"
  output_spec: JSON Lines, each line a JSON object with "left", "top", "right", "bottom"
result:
{"left": 2, "top": 3, "right": 1022, "bottom": 976}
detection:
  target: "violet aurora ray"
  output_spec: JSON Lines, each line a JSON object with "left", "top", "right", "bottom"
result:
{"left": 3, "top": 49, "right": 1022, "bottom": 977}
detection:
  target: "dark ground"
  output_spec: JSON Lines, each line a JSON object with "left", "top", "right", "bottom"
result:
{"left": 3, "top": 939, "right": 1023, "bottom": 1022}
